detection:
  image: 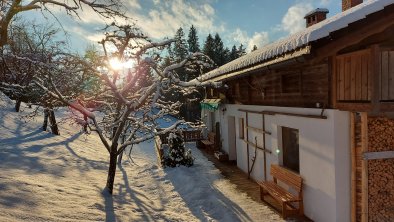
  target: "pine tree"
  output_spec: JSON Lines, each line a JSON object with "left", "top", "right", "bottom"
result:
{"left": 173, "top": 27, "right": 189, "bottom": 62}
{"left": 172, "top": 27, "right": 189, "bottom": 82}
{"left": 187, "top": 25, "right": 200, "bottom": 53}
{"left": 223, "top": 47, "right": 231, "bottom": 64}
{"left": 203, "top": 34, "right": 215, "bottom": 64}
{"left": 164, "top": 131, "right": 194, "bottom": 167}
{"left": 237, "top": 44, "right": 246, "bottom": 57}
{"left": 213, "top": 33, "right": 226, "bottom": 66}
{"left": 229, "top": 45, "right": 238, "bottom": 61}
{"left": 252, "top": 45, "right": 258, "bottom": 52}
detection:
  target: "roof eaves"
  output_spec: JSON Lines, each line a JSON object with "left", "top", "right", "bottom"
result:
{"left": 194, "top": 0, "right": 394, "bottom": 84}
{"left": 207, "top": 46, "right": 311, "bottom": 82}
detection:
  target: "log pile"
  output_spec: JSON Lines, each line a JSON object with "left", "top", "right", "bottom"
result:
{"left": 368, "top": 117, "right": 394, "bottom": 222}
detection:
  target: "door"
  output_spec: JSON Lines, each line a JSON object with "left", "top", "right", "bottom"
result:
{"left": 227, "top": 116, "right": 237, "bottom": 161}
{"left": 282, "top": 126, "right": 299, "bottom": 173}
{"left": 210, "top": 111, "right": 215, "bottom": 132}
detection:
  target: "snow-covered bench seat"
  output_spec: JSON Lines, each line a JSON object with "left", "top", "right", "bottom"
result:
{"left": 258, "top": 164, "right": 303, "bottom": 219}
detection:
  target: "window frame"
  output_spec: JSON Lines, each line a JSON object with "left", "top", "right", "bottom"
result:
{"left": 278, "top": 126, "right": 300, "bottom": 173}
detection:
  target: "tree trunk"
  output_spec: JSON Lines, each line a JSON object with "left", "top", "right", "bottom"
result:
{"left": 117, "top": 151, "right": 123, "bottom": 165}
{"left": 49, "top": 110, "right": 59, "bottom": 135}
{"left": 42, "top": 108, "right": 49, "bottom": 131}
{"left": 15, "top": 100, "right": 21, "bottom": 112}
{"left": 117, "top": 135, "right": 126, "bottom": 165}
{"left": 83, "top": 114, "right": 88, "bottom": 132}
{"left": 106, "top": 147, "right": 118, "bottom": 194}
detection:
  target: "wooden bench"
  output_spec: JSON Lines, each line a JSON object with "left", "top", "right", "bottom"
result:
{"left": 258, "top": 164, "right": 303, "bottom": 219}
{"left": 200, "top": 132, "right": 215, "bottom": 152}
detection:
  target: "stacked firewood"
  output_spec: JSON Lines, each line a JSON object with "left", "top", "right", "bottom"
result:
{"left": 368, "top": 117, "right": 394, "bottom": 222}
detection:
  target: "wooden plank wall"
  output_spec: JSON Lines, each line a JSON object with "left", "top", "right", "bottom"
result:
{"left": 351, "top": 113, "right": 363, "bottom": 222}
{"left": 380, "top": 50, "right": 394, "bottom": 101}
{"left": 336, "top": 49, "right": 372, "bottom": 102}
{"left": 225, "top": 61, "right": 329, "bottom": 108}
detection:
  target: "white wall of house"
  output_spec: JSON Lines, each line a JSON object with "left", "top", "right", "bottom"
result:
{"left": 208, "top": 104, "right": 350, "bottom": 222}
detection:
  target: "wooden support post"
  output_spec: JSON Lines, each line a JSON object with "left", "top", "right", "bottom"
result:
{"left": 370, "top": 44, "right": 381, "bottom": 115}
{"left": 246, "top": 112, "right": 250, "bottom": 179}
{"left": 262, "top": 114, "right": 267, "bottom": 181}
{"left": 360, "top": 112, "right": 368, "bottom": 222}
{"left": 350, "top": 112, "right": 356, "bottom": 222}
{"left": 331, "top": 56, "right": 337, "bottom": 108}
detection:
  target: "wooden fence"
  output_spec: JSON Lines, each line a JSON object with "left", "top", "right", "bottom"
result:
{"left": 155, "top": 129, "right": 203, "bottom": 167}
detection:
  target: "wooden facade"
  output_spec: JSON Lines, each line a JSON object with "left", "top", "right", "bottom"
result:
{"left": 218, "top": 61, "right": 330, "bottom": 109}
{"left": 380, "top": 49, "right": 394, "bottom": 101}
{"left": 206, "top": 4, "right": 394, "bottom": 114}
{"left": 202, "top": 3, "right": 394, "bottom": 222}
{"left": 335, "top": 49, "right": 372, "bottom": 102}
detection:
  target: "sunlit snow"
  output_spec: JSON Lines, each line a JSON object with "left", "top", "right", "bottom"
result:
{"left": 0, "top": 93, "right": 283, "bottom": 221}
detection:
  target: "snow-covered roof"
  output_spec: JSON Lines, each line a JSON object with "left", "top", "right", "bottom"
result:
{"left": 304, "top": 8, "right": 329, "bottom": 18}
{"left": 198, "top": 0, "right": 394, "bottom": 83}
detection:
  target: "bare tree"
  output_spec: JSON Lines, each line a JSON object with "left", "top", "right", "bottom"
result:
{"left": 32, "top": 23, "right": 219, "bottom": 194}
{"left": 0, "top": 20, "right": 65, "bottom": 111}
{"left": 0, "top": 0, "right": 124, "bottom": 47}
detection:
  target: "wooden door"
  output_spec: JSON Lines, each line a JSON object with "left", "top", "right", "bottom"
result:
{"left": 227, "top": 116, "right": 237, "bottom": 161}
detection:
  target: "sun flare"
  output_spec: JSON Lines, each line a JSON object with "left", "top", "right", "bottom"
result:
{"left": 109, "top": 58, "right": 134, "bottom": 70}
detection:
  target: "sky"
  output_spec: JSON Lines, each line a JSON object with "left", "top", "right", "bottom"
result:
{"left": 22, "top": 0, "right": 343, "bottom": 54}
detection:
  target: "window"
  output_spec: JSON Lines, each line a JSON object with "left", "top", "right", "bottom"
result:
{"left": 335, "top": 49, "right": 371, "bottom": 101}
{"left": 281, "top": 127, "right": 300, "bottom": 173}
{"left": 238, "top": 118, "right": 244, "bottom": 139}
{"left": 281, "top": 72, "right": 301, "bottom": 94}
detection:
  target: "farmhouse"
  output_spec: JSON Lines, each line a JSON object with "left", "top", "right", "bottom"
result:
{"left": 193, "top": 0, "right": 394, "bottom": 221}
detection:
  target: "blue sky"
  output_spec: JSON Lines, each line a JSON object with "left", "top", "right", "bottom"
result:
{"left": 22, "top": 0, "right": 342, "bottom": 54}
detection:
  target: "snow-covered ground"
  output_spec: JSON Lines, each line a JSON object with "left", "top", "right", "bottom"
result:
{"left": 0, "top": 93, "right": 283, "bottom": 222}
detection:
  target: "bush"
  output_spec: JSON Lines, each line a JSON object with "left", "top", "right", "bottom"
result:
{"left": 163, "top": 131, "right": 194, "bottom": 167}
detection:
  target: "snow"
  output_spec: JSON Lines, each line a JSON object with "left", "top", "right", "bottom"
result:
{"left": 304, "top": 8, "right": 329, "bottom": 18}
{"left": 197, "top": 0, "right": 394, "bottom": 82}
{"left": 0, "top": 94, "right": 283, "bottom": 221}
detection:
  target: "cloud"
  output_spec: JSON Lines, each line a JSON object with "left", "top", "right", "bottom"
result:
{"left": 128, "top": 0, "right": 222, "bottom": 39}
{"left": 231, "top": 28, "right": 249, "bottom": 44}
{"left": 280, "top": 3, "right": 313, "bottom": 34}
{"left": 248, "top": 32, "right": 269, "bottom": 50}
{"left": 127, "top": 0, "right": 141, "bottom": 9}
{"left": 68, "top": 26, "right": 104, "bottom": 42}
{"left": 230, "top": 28, "right": 269, "bottom": 51}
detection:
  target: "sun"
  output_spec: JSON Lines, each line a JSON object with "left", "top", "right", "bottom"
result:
{"left": 109, "top": 58, "right": 134, "bottom": 70}
{"left": 109, "top": 58, "right": 123, "bottom": 70}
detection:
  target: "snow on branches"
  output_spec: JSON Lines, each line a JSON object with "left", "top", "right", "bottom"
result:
{"left": 14, "top": 22, "right": 221, "bottom": 193}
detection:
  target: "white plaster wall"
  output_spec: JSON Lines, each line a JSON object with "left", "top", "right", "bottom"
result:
{"left": 216, "top": 104, "right": 350, "bottom": 222}
{"left": 334, "top": 111, "right": 351, "bottom": 222}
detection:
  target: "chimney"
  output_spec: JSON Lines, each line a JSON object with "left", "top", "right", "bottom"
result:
{"left": 342, "top": 0, "right": 363, "bottom": 11}
{"left": 304, "top": 8, "right": 329, "bottom": 28}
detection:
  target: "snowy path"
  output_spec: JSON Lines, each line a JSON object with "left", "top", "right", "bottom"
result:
{"left": 0, "top": 96, "right": 283, "bottom": 221}
{"left": 127, "top": 141, "right": 284, "bottom": 222}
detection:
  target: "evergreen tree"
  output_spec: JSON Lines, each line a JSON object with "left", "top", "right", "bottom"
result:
{"left": 173, "top": 27, "right": 188, "bottom": 62}
{"left": 229, "top": 45, "right": 238, "bottom": 61}
{"left": 163, "top": 131, "right": 194, "bottom": 167}
{"left": 223, "top": 47, "right": 231, "bottom": 64}
{"left": 213, "top": 33, "right": 226, "bottom": 66}
{"left": 187, "top": 25, "right": 200, "bottom": 53}
{"left": 166, "top": 44, "right": 175, "bottom": 63}
{"left": 203, "top": 34, "right": 215, "bottom": 64}
{"left": 237, "top": 44, "right": 247, "bottom": 57}
{"left": 172, "top": 27, "right": 189, "bottom": 82}
{"left": 252, "top": 45, "right": 258, "bottom": 52}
